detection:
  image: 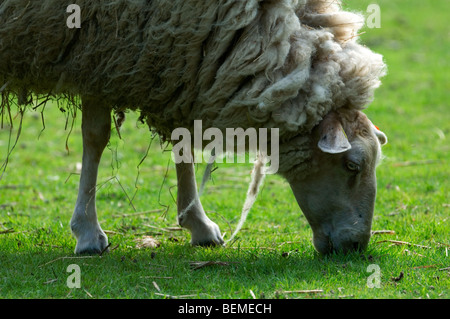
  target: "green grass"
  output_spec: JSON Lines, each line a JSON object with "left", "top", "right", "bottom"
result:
{"left": 0, "top": 0, "right": 448, "bottom": 299}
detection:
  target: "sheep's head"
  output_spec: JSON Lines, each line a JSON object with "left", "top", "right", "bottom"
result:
{"left": 284, "top": 109, "right": 387, "bottom": 254}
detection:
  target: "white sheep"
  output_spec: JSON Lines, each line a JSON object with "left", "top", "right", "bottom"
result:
{"left": 0, "top": 0, "right": 388, "bottom": 254}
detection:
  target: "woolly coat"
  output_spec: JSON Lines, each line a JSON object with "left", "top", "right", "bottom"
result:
{"left": 0, "top": 0, "right": 386, "bottom": 175}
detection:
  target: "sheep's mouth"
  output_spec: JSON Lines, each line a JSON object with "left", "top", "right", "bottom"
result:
{"left": 313, "top": 233, "right": 370, "bottom": 255}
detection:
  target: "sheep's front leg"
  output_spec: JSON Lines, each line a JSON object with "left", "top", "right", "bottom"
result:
{"left": 70, "top": 98, "right": 111, "bottom": 254}
{"left": 176, "top": 162, "right": 224, "bottom": 246}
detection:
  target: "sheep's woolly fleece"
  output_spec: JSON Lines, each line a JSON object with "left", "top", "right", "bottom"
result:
{"left": 0, "top": 0, "right": 386, "bottom": 164}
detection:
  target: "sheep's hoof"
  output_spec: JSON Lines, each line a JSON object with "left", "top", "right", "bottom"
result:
{"left": 190, "top": 220, "right": 224, "bottom": 247}
{"left": 71, "top": 223, "right": 109, "bottom": 255}
{"left": 74, "top": 232, "right": 109, "bottom": 255}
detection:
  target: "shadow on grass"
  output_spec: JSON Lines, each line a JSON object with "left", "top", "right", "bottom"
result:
{"left": 0, "top": 236, "right": 408, "bottom": 299}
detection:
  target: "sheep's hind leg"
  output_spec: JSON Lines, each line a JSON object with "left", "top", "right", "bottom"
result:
{"left": 70, "top": 98, "right": 111, "bottom": 254}
{"left": 176, "top": 162, "right": 224, "bottom": 246}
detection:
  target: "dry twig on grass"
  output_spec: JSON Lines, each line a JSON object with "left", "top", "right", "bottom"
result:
{"left": 0, "top": 228, "right": 14, "bottom": 234}
{"left": 113, "top": 209, "right": 164, "bottom": 218}
{"left": 282, "top": 289, "right": 323, "bottom": 294}
{"left": 376, "top": 240, "right": 431, "bottom": 249}
{"left": 371, "top": 230, "right": 395, "bottom": 235}
{"left": 189, "top": 261, "right": 238, "bottom": 270}
{"left": 143, "top": 224, "right": 183, "bottom": 233}
{"left": 99, "top": 243, "right": 111, "bottom": 257}
{"left": 412, "top": 265, "right": 436, "bottom": 269}
{"left": 154, "top": 293, "right": 197, "bottom": 299}
{"left": 38, "top": 256, "right": 97, "bottom": 268}
{"left": 392, "top": 159, "right": 441, "bottom": 167}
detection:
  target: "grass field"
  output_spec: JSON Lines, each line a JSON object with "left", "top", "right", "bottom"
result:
{"left": 0, "top": 0, "right": 448, "bottom": 299}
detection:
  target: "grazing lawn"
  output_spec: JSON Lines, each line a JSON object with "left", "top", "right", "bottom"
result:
{"left": 0, "top": 0, "right": 448, "bottom": 299}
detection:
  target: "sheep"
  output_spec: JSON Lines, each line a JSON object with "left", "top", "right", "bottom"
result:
{"left": 0, "top": 0, "right": 388, "bottom": 255}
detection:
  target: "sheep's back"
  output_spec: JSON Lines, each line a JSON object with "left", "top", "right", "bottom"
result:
{"left": 0, "top": 0, "right": 386, "bottom": 142}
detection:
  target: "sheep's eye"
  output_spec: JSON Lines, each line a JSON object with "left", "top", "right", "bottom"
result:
{"left": 346, "top": 161, "right": 360, "bottom": 172}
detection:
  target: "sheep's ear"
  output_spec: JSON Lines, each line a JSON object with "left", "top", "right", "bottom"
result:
{"left": 318, "top": 116, "right": 351, "bottom": 154}
{"left": 372, "top": 124, "right": 388, "bottom": 145}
